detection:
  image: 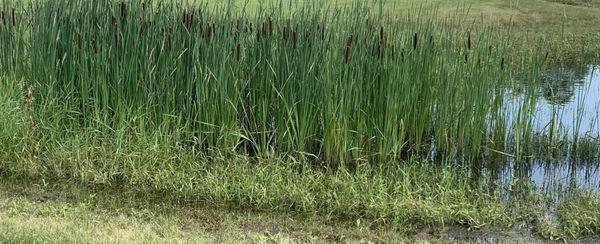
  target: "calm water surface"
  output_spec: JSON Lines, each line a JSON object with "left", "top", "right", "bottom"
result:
{"left": 498, "top": 65, "right": 599, "bottom": 196}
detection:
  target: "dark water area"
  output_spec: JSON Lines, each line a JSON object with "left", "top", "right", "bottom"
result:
{"left": 488, "top": 65, "right": 600, "bottom": 197}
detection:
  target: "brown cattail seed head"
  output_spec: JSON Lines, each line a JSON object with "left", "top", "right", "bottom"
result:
{"left": 268, "top": 17, "right": 272, "bottom": 35}
{"left": 292, "top": 30, "right": 297, "bottom": 49}
{"left": 379, "top": 26, "right": 384, "bottom": 41}
{"left": 77, "top": 33, "right": 82, "bottom": 49}
{"left": 413, "top": 33, "right": 418, "bottom": 50}
{"left": 168, "top": 26, "right": 172, "bottom": 49}
{"left": 11, "top": 8, "right": 15, "bottom": 26}
{"left": 344, "top": 34, "right": 354, "bottom": 64}
{"left": 467, "top": 32, "right": 472, "bottom": 50}
{"left": 112, "top": 15, "right": 117, "bottom": 29}
{"left": 236, "top": 43, "right": 241, "bottom": 61}
{"left": 120, "top": 1, "right": 127, "bottom": 18}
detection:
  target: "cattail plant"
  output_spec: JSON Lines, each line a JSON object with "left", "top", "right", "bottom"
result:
{"left": 413, "top": 32, "right": 418, "bottom": 50}
{"left": 120, "top": 1, "right": 126, "bottom": 18}
{"left": 168, "top": 26, "right": 172, "bottom": 49}
{"left": 344, "top": 34, "right": 354, "bottom": 64}
{"left": 292, "top": 30, "right": 297, "bottom": 49}
{"left": 267, "top": 17, "right": 272, "bottom": 35}
{"left": 467, "top": 32, "right": 472, "bottom": 50}
{"left": 11, "top": 8, "right": 15, "bottom": 27}
{"left": 2, "top": 0, "right": 550, "bottom": 174}
{"left": 77, "top": 33, "right": 82, "bottom": 49}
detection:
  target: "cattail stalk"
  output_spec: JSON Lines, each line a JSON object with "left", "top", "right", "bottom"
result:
{"left": 77, "top": 33, "right": 82, "bottom": 50}
{"left": 467, "top": 32, "right": 472, "bottom": 50}
{"left": 344, "top": 34, "right": 354, "bottom": 64}
{"left": 292, "top": 30, "right": 297, "bottom": 49}
{"left": 112, "top": 15, "right": 117, "bottom": 29}
{"left": 413, "top": 33, "right": 418, "bottom": 50}
{"left": 120, "top": 1, "right": 126, "bottom": 18}
{"left": 268, "top": 17, "right": 272, "bottom": 36}
{"left": 168, "top": 26, "right": 172, "bottom": 49}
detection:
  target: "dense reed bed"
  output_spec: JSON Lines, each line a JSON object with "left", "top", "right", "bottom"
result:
{"left": 0, "top": 0, "right": 552, "bottom": 168}
{"left": 2, "top": 0, "right": 600, "bottom": 239}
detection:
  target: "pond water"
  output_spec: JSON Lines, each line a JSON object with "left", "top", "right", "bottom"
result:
{"left": 500, "top": 65, "right": 600, "bottom": 196}
{"left": 533, "top": 65, "right": 600, "bottom": 136}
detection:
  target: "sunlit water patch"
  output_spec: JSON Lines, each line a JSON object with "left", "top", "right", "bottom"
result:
{"left": 492, "top": 65, "right": 600, "bottom": 196}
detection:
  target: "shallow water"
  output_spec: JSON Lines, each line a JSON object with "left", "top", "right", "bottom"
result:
{"left": 501, "top": 65, "right": 600, "bottom": 196}
{"left": 533, "top": 65, "right": 600, "bottom": 136}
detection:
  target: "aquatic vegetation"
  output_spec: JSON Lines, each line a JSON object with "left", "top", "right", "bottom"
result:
{"left": 0, "top": 0, "right": 599, "bottom": 239}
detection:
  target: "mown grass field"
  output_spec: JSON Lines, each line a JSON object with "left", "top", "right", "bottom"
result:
{"left": 0, "top": 0, "right": 599, "bottom": 242}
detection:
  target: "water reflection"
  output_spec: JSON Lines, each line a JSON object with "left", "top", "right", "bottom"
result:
{"left": 486, "top": 65, "right": 600, "bottom": 197}
{"left": 534, "top": 65, "right": 600, "bottom": 136}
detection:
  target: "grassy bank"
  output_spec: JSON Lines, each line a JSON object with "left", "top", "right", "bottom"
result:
{"left": 0, "top": 0, "right": 599, "bottom": 242}
{"left": 1, "top": 169, "right": 599, "bottom": 242}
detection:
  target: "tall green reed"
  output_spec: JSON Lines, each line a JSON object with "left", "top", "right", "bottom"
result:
{"left": 0, "top": 0, "right": 547, "bottom": 168}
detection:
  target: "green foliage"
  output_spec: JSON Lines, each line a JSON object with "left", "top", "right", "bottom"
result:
{"left": 0, "top": 0, "right": 549, "bottom": 167}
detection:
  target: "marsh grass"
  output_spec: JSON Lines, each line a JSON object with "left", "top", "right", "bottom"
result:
{"left": 0, "top": 0, "right": 599, "bottom": 239}
{"left": 0, "top": 0, "right": 556, "bottom": 168}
